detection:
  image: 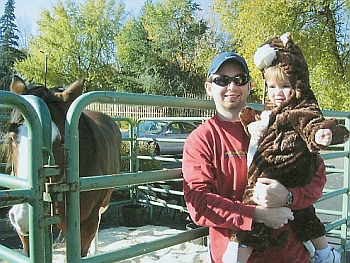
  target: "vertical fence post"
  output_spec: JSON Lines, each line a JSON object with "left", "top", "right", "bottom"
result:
{"left": 65, "top": 107, "right": 82, "bottom": 262}
{"left": 341, "top": 115, "right": 350, "bottom": 255}
{"left": 0, "top": 92, "right": 51, "bottom": 263}
{"left": 24, "top": 95, "right": 53, "bottom": 263}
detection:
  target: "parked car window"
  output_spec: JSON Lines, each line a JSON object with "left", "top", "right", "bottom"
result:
{"left": 139, "top": 121, "right": 164, "bottom": 134}
{"left": 166, "top": 123, "right": 181, "bottom": 134}
{"left": 182, "top": 122, "right": 197, "bottom": 134}
{"left": 122, "top": 120, "right": 200, "bottom": 155}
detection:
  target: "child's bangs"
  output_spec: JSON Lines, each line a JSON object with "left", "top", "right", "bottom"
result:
{"left": 264, "top": 66, "right": 289, "bottom": 83}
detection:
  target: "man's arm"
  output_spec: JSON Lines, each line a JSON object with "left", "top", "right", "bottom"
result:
{"left": 289, "top": 155, "right": 326, "bottom": 209}
{"left": 253, "top": 155, "right": 326, "bottom": 209}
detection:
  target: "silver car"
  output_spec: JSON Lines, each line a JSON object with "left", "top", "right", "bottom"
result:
{"left": 122, "top": 120, "right": 199, "bottom": 155}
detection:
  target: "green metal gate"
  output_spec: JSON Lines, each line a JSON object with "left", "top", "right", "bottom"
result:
{"left": 0, "top": 91, "right": 58, "bottom": 263}
{"left": 0, "top": 90, "right": 349, "bottom": 262}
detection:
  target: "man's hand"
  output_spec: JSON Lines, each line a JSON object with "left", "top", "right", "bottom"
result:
{"left": 254, "top": 206, "right": 294, "bottom": 229}
{"left": 253, "top": 178, "right": 289, "bottom": 207}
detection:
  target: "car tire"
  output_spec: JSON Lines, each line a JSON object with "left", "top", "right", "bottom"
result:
{"left": 155, "top": 144, "right": 160, "bottom": 156}
{"left": 148, "top": 142, "right": 160, "bottom": 156}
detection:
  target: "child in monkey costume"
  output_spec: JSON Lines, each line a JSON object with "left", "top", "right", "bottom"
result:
{"left": 227, "top": 32, "right": 348, "bottom": 263}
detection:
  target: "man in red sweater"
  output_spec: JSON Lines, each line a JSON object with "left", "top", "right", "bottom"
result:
{"left": 182, "top": 51, "right": 326, "bottom": 263}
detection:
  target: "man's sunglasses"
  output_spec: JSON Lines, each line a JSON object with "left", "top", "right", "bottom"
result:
{"left": 212, "top": 74, "right": 249, "bottom": 87}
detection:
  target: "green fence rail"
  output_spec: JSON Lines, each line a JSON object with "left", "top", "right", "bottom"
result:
{"left": 0, "top": 90, "right": 349, "bottom": 262}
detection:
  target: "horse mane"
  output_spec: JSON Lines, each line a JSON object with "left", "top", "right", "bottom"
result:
{"left": 1, "top": 124, "right": 18, "bottom": 173}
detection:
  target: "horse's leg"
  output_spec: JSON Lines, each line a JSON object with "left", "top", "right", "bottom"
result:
{"left": 88, "top": 206, "right": 108, "bottom": 256}
{"left": 8, "top": 204, "right": 30, "bottom": 255}
{"left": 55, "top": 198, "right": 98, "bottom": 257}
{"left": 80, "top": 202, "right": 101, "bottom": 257}
{"left": 18, "top": 234, "right": 30, "bottom": 256}
{"left": 88, "top": 231, "right": 99, "bottom": 256}
{"left": 79, "top": 188, "right": 109, "bottom": 257}
{"left": 84, "top": 187, "right": 114, "bottom": 256}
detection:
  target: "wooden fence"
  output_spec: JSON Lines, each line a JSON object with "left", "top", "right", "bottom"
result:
{"left": 86, "top": 99, "right": 215, "bottom": 121}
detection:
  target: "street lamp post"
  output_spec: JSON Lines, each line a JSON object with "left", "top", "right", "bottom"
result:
{"left": 40, "top": 51, "right": 49, "bottom": 87}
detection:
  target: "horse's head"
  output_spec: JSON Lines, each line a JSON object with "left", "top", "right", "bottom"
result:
{"left": 6, "top": 75, "right": 85, "bottom": 178}
{"left": 10, "top": 75, "right": 84, "bottom": 135}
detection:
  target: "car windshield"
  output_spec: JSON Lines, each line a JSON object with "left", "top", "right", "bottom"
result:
{"left": 138, "top": 121, "right": 167, "bottom": 134}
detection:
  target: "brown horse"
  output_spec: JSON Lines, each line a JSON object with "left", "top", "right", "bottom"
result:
{"left": 6, "top": 75, "right": 122, "bottom": 257}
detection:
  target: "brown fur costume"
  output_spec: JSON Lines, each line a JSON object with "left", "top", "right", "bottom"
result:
{"left": 230, "top": 33, "right": 349, "bottom": 252}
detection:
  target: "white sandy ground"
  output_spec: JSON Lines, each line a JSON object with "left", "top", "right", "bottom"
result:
{"left": 2, "top": 225, "right": 349, "bottom": 262}
{"left": 55, "top": 225, "right": 210, "bottom": 263}
{"left": 1, "top": 225, "right": 210, "bottom": 263}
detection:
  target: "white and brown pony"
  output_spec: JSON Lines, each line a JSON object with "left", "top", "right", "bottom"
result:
{"left": 6, "top": 75, "right": 121, "bottom": 257}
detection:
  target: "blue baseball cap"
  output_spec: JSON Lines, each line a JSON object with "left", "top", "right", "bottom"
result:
{"left": 207, "top": 52, "right": 249, "bottom": 78}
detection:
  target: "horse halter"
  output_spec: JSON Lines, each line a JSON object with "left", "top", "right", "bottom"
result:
{"left": 6, "top": 122, "right": 21, "bottom": 176}
{"left": 7, "top": 117, "right": 64, "bottom": 177}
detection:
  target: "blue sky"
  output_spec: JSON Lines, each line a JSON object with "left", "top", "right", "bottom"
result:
{"left": 0, "top": 0, "right": 159, "bottom": 34}
{"left": 1, "top": 0, "right": 211, "bottom": 37}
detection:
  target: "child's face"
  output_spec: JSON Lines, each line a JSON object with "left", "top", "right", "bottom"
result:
{"left": 267, "top": 76, "right": 293, "bottom": 106}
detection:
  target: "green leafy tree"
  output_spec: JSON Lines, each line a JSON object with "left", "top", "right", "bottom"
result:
{"left": 15, "top": 0, "right": 125, "bottom": 91}
{"left": 116, "top": 0, "right": 231, "bottom": 96}
{"left": 114, "top": 18, "right": 156, "bottom": 93}
{"left": 214, "top": 0, "right": 350, "bottom": 110}
{"left": 0, "top": 0, "right": 26, "bottom": 90}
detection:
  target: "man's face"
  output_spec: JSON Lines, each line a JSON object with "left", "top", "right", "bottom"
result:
{"left": 205, "top": 61, "right": 251, "bottom": 120}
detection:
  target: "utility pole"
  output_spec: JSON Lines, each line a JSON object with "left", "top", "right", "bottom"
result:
{"left": 40, "top": 51, "right": 49, "bottom": 87}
